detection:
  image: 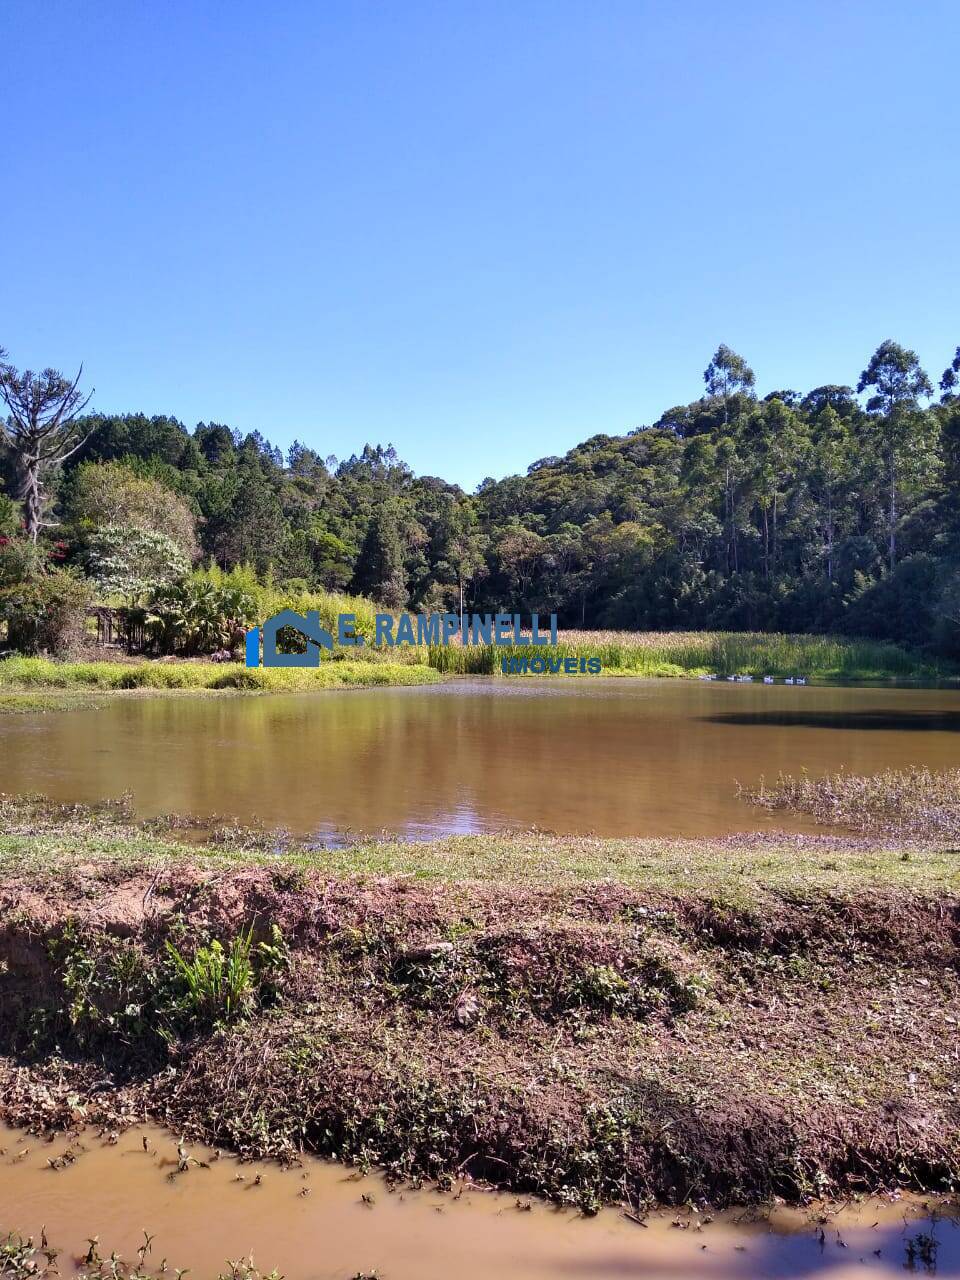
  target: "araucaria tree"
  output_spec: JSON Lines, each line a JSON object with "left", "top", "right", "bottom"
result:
{"left": 0, "top": 346, "right": 93, "bottom": 541}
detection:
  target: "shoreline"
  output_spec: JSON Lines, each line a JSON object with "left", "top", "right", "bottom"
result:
{"left": 0, "top": 634, "right": 957, "bottom": 716}
{"left": 2, "top": 801, "right": 959, "bottom": 1214}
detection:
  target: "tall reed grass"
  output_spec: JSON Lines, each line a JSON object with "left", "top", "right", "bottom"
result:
{"left": 426, "top": 630, "right": 947, "bottom": 680}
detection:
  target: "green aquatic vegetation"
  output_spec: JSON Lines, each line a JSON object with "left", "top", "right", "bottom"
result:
{"left": 425, "top": 630, "right": 949, "bottom": 681}
{"left": 745, "top": 766, "right": 960, "bottom": 837}
{"left": 0, "top": 1230, "right": 55, "bottom": 1278}
{"left": 0, "top": 1227, "right": 283, "bottom": 1280}
{"left": 0, "top": 628, "right": 945, "bottom": 702}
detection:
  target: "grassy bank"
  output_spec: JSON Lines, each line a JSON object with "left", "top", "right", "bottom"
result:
{"left": 1, "top": 798, "right": 959, "bottom": 1212}
{"left": 0, "top": 655, "right": 440, "bottom": 694}
{"left": 429, "top": 630, "right": 953, "bottom": 680}
{"left": 0, "top": 629, "right": 950, "bottom": 706}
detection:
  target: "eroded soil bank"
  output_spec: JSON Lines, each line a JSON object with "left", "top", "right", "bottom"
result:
{"left": 3, "top": 1121, "right": 960, "bottom": 1280}
{"left": 2, "top": 809, "right": 960, "bottom": 1213}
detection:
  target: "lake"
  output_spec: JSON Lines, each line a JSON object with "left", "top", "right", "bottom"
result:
{"left": 2, "top": 678, "right": 958, "bottom": 838}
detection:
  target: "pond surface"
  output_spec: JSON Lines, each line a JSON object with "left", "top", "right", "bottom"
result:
{"left": 2, "top": 1123, "right": 959, "bottom": 1280}
{"left": 2, "top": 679, "right": 960, "bottom": 839}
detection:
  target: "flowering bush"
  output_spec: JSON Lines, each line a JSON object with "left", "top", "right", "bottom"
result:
{"left": 83, "top": 524, "right": 190, "bottom": 605}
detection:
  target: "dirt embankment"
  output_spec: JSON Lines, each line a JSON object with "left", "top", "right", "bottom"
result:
{"left": 2, "top": 858, "right": 959, "bottom": 1212}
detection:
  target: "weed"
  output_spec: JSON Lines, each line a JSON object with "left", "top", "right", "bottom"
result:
{"left": 745, "top": 766, "right": 960, "bottom": 838}
{"left": 165, "top": 926, "right": 291, "bottom": 1027}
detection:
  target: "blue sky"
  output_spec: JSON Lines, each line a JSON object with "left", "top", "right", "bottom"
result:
{"left": 2, "top": 1, "right": 958, "bottom": 490}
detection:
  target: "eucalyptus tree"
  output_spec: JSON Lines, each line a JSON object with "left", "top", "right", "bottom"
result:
{"left": 809, "top": 405, "right": 855, "bottom": 580}
{"left": 857, "top": 340, "right": 935, "bottom": 570}
{"left": 703, "top": 344, "right": 756, "bottom": 427}
{"left": 740, "top": 397, "right": 809, "bottom": 578}
{"left": 940, "top": 347, "right": 960, "bottom": 403}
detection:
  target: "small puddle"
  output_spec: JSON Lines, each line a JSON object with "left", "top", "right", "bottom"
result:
{"left": 1, "top": 1123, "right": 958, "bottom": 1278}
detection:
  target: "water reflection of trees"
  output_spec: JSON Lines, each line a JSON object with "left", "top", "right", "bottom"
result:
{"left": 4, "top": 685, "right": 960, "bottom": 838}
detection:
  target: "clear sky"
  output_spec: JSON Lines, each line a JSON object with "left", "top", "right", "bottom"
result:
{"left": 2, "top": 1, "right": 958, "bottom": 490}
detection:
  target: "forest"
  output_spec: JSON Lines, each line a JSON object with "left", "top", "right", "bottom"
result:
{"left": 2, "top": 339, "right": 960, "bottom": 656}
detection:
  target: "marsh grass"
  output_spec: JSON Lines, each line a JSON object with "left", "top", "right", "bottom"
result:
{"left": 0, "top": 631, "right": 945, "bottom": 697}
{"left": 0, "top": 655, "right": 440, "bottom": 692}
{"left": 428, "top": 631, "right": 947, "bottom": 680}
{"left": 745, "top": 766, "right": 960, "bottom": 838}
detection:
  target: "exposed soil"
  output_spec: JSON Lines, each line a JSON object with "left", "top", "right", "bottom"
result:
{"left": 2, "top": 847, "right": 960, "bottom": 1212}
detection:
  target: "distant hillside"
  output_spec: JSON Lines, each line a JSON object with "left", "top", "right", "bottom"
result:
{"left": 3, "top": 342, "right": 959, "bottom": 652}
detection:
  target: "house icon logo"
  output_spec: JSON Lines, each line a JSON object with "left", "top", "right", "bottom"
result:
{"left": 245, "top": 609, "right": 335, "bottom": 668}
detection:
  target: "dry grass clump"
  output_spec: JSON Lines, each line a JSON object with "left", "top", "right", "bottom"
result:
{"left": 746, "top": 766, "right": 960, "bottom": 838}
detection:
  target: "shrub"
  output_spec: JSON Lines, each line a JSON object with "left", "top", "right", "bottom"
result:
{"left": 166, "top": 929, "right": 256, "bottom": 1025}
{"left": 144, "top": 574, "right": 259, "bottom": 655}
{"left": 201, "top": 563, "right": 378, "bottom": 640}
{"left": 0, "top": 568, "right": 93, "bottom": 656}
{"left": 0, "top": 535, "right": 45, "bottom": 588}
{"left": 0, "top": 488, "right": 19, "bottom": 537}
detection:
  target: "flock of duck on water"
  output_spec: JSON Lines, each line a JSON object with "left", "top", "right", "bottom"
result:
{"left": 698, "top": 674, "right": 808, "bottom": 684}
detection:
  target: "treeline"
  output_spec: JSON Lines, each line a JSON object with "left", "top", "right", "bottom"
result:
{"left": 3, "top": 340, "right": 960, "bottom": 653}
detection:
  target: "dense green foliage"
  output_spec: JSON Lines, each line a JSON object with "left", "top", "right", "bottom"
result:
{"left": 0, "top": 569, "right": 92, "bottom": 656}
{"left": 2, "top": 339, "right": 960, "bottom": 654}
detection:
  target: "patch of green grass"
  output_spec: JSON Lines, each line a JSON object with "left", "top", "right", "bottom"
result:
{"left": 0, "top": 655, "right": 441, "bottom": 696}
{"left": 0, "top": 798, "right": 957, "bottom": 904}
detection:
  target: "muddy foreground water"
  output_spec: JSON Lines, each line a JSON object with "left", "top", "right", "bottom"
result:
{"left": 2, "top": 1122, "right": 959, "bottom": 1279}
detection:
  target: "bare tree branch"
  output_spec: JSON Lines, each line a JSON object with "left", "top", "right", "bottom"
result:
{"left": 0, "top": 350, "right": 94, "bottom": 542}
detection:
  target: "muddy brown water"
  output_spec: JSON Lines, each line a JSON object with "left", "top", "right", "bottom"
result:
{"left": 2, "top": 679, "right": 960, "bottom": 839}
{"left": 2, "top": 1123, "right": 959, "bottom": 1279}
